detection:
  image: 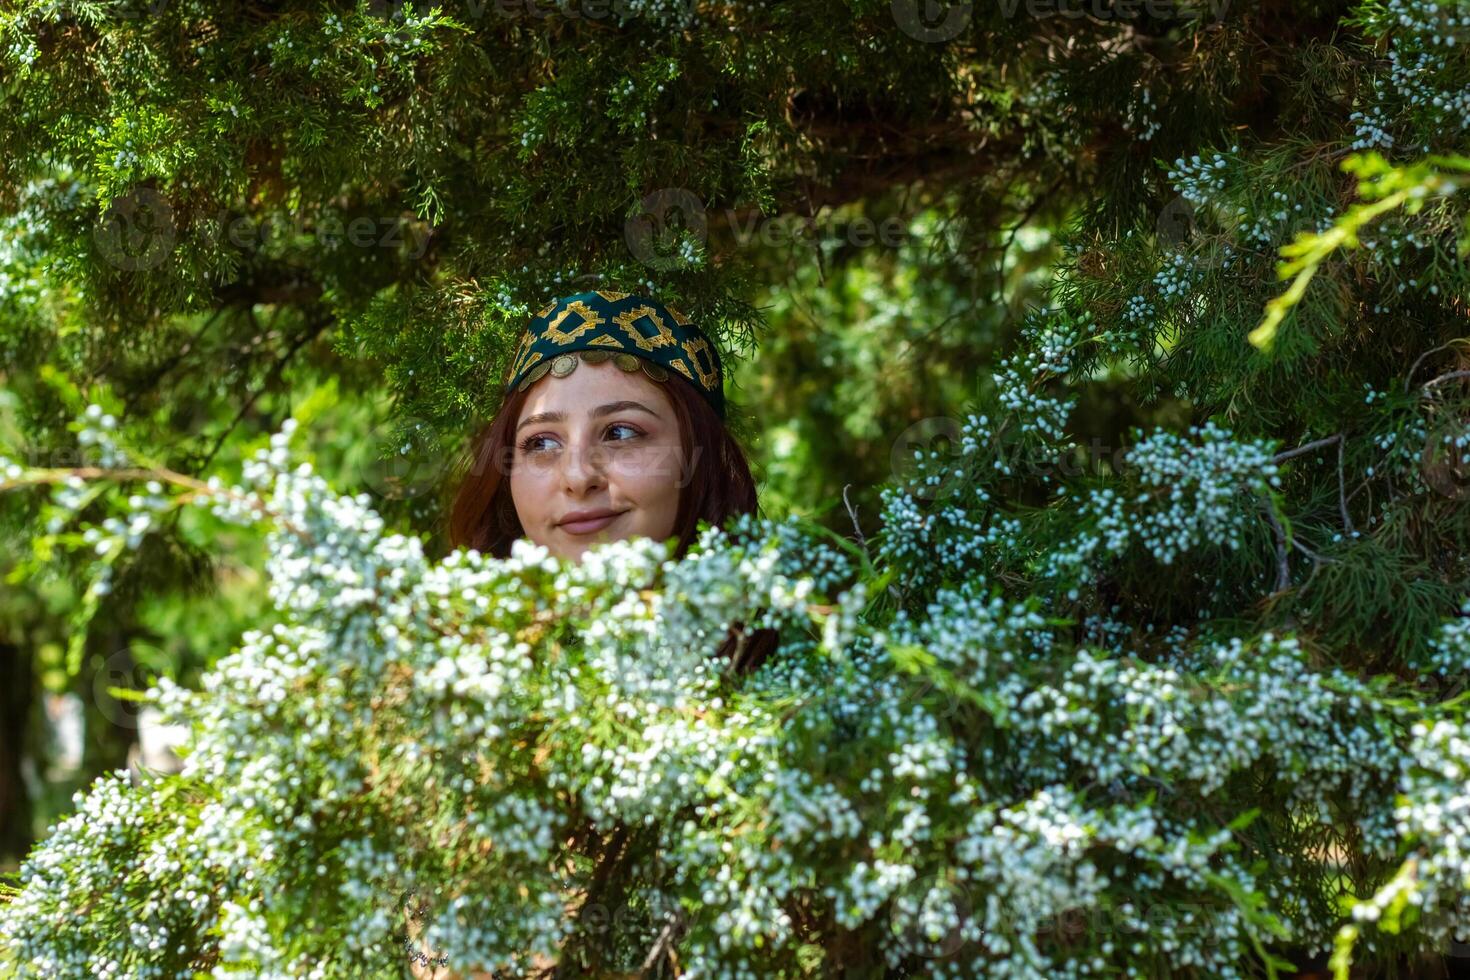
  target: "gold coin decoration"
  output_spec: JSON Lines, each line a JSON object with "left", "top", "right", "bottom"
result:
{"left": 551, "top": 353, "right": 578, "bottom": 377}
{"left": 641, "top": 361, "right": 669, "bottom": 382}
{"left": 614, "top": 353, "right": 640, "bottom": 372}
{"left": 517, "top": 360, "right": 553, "bottom": 392}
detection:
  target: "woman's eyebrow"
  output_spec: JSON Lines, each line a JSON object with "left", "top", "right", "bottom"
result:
{"left": 516, "top": 400, "right": 661, "bottom": 433}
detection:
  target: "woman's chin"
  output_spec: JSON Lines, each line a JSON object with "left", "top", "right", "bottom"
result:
{"left": 541, "top": 522, "right": 645, "bottom": 564}
{"left": 551, "top": 536, "right": 609, "bottom": 564}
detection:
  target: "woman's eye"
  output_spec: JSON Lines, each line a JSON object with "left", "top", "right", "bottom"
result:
{"left": 606, "top": 423, "right": 641, "bottom": 442}
{"left": 518, "top": 425, "right": 640, "bottom": 456}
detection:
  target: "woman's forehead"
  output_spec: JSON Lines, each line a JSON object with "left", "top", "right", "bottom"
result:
{"left": 517, "top": 358, "right": 673, "bottom": 419}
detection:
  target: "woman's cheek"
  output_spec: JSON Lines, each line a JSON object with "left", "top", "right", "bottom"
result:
{"left": 616, "top": 443, "right": 682, "bottom": 482}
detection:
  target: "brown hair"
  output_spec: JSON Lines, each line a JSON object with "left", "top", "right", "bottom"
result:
{"left": 446, "top": 371, "right": 779, "bottom": 673}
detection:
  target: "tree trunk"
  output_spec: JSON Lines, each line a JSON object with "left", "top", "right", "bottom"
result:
{"left": 0, "top": 640, "right": 34, "bottom": 865}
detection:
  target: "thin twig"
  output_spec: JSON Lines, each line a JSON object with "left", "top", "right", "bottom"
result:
{"left": 1261, "top": 498, "right": 1292, "bottom": 594}
{"left": 120, "top": 307, "right": 231, "bottom": 422}
{"left": 1291, "top": 539, "right": 1338, "bottom": 565}
{"left": 1272, "top": 433, "right": 1341, "bottom": 464}
{"left": 640, "top": 910, "right": 686, "bottom": 974}
{"left": 3, "top": 465, "right": 312, "bottom": 544}
{"left": 1421, "top": 369, "right": 1470, "bottom": 394}
{"left": 555, "top": 826, "right": 631, "bottom": 979}
{"left": 726, "top": 623, "right": 754, "bottom": 676}
{"left": 1337, "top": 435, "right": 1355, "bottom": 535}
{"left": 995, "top": 185, "right": 1054, "bottom": 308}
{"left": 200, "top": 313, "right": 331, "bottom": 470}
{"left": 842, "top": 483, "right": 867, "bottom": 551}
{"left": 1404, "top": 339, "right": 1470, "bottom": 394}
{"left": 1339, "top": 368, "right": 1470, "bottom": 510}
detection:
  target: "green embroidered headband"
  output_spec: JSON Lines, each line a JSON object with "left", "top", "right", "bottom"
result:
{"left": 503, "top": 290, "right": 727, "bottom": 420}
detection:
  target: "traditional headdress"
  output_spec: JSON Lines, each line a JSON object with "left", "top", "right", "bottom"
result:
{"left": 502, "top": 290, "right": 727, "bottom": 419}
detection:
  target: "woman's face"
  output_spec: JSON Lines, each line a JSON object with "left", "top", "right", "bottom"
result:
{"left": 509, "top": 359, "right": 686, "bottom": 563}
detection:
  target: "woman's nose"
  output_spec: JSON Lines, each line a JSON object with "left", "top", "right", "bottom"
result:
{"left": 559, "top": 438, "right": 608, "bottom": 490}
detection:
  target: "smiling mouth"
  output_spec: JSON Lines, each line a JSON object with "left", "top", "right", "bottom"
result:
{"left": 558, "top": 511, "right": 628, "bottom": 535}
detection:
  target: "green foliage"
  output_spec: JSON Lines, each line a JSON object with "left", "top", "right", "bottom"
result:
{"left": 1251, "top": 152, "right": 1470, "bottom": 351}
{"left": 0, "top": 410, "right": 1465, "bottom": 976}
{"left": 2, "top": 0, "right": 1470, "bottom": 974}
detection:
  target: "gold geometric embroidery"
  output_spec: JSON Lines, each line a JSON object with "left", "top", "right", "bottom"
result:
{"left": 510, "top": 294, "right": 722, "bottom": 413}
{"left": 614, "top": 305, "right": 676, "bottom": 352}
{"left": 513, "top": 349, "right": 543, "bottom": 378}
{"left": 507, "top": 332, "right": 535, "bottom": 380}
{"left": 542, "top": 301, "right": 603, "bottom": 345}
{"left": 682, "top": 337, "right": 719, "bottom": 390}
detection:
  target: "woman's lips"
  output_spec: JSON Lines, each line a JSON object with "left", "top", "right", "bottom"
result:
{"left": 559, "top": 511, "right": 626, "bottom": 535}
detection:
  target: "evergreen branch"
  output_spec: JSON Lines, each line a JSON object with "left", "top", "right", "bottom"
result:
{"left": 1249, "top": 152, "right": 1469, "bottom": 352}
{"left": 1269, "top": 434, "right": 1355, "bottom": 534}
{"left": 0, "top": 464, "right": 311, "bottom": 545}
{"left": 118, "top": 307, "right": 233, "bottom": 423}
